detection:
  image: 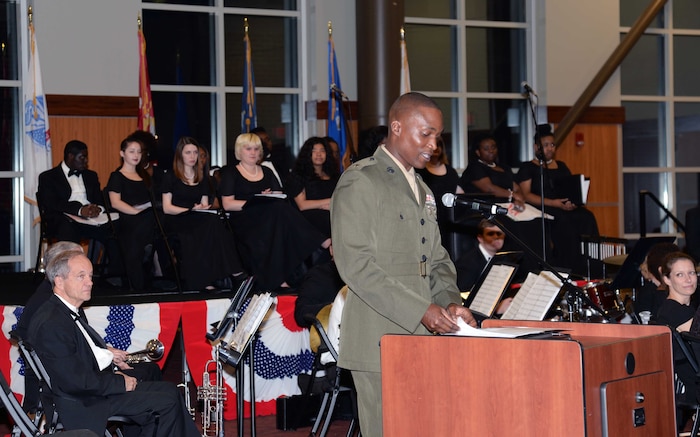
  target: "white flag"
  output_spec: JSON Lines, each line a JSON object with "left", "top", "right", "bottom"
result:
{"left": 400, "top": 33, "right": 411, "bottom": 95}
{"left": 23, "top": 20, "right": 52, "bottom": 205}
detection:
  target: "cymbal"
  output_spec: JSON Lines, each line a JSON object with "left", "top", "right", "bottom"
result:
{"left": 603, "top": 254, "right": 628, "bottom": 266}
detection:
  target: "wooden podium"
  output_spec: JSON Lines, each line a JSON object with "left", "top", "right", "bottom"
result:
{"left": 381, "top": 321, "right": 676, "bottom": 437}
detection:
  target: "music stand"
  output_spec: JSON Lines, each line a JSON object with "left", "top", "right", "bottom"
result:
{"left": 464, "top": 252, "right": 522, "bottom": 319}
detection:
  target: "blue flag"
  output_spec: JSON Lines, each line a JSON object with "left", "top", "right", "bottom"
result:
{"left": 241, "top": 27, "right": 257, "bottom": 133}
{"left": 328, "top": 35, "right": 346, "bottom": 169}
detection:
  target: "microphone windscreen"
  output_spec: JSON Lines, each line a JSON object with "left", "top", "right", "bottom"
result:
{"left": 441, "top": 192, "right": 456, "bottom": 207}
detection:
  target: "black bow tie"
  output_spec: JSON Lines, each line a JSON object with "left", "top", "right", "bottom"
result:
{"left": 68, "top": 169, "right": 81, "bottom": 177}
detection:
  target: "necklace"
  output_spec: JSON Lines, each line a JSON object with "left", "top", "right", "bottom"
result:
{"left": 239, "top": 163, "right": 259, "bottom": 177}
{"left": 478, "top": 159, "right": 496, "bottom": 168}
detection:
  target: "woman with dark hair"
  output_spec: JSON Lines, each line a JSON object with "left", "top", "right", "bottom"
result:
{"left": 458, "top": 133, "right": 545, "bottom": 273}
{"left": 287, "top": 137, "right": 340, "bottom": 237}
{"left": 220, "top": 133, "right": 329, "bottom": 290}
{"left": 654, "top": 252, "right": 698, "bottom": 332}
{"left": 161, "top": 136, "right": 246, "bottom": 291}
{"left": 459, "top": 133, "right": 525, "bottom": 211}
{"left": 417, "top": 137, "right": 463, "bottom": 246}
{"left": 106, "top": 135, "right": 156, "bottom": 290}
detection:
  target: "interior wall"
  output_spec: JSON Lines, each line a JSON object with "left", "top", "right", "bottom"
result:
{"left": 33, "top": 0, "right": 140, "bottom": 96}
{"left": 543, "top": 0, "right": 621, "bottom": 108}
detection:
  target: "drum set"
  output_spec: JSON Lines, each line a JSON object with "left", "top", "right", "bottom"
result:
{"left": 551, "top": 254, "right": 636, "bottom": 323}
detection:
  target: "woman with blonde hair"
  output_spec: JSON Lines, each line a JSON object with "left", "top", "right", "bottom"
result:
{"left": 220, "top": 133, "right": 329, "bottom": 290}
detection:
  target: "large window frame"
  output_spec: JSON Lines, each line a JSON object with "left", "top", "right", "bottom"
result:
{"left": 404, "top": 0, "right": 534, "bottom": 170}
{"left": 620, "top": 2, "right": 700, "bottom": 239}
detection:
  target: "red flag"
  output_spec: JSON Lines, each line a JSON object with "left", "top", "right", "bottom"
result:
{"left": 137, "top": 18, "right": 156, "bottom": 135}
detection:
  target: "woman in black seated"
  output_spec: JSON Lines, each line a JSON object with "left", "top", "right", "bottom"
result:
{"left": 417, "top": 137, "right": 463, "bottom": 248}
{"left": 459, "top": 134, "right": 544, "bottom": 271}
{"left": 654, "top": 252, "right": 698, "bottom": 332}
{"left": 286, "top": 137, "right": 340, "bottom": 237}
{"left": 106, "top": 135, "right": 156, "bottom": 290}
{"left": 459, "top": 134, "right": 526, "bottom": 211}
{"left": 220, "top": 133, "right": 330, "bottom": 290}
{"left": 161, "top": 136, "right": 246, "bottom": 291}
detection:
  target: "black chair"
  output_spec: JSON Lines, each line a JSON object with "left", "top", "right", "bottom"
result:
{"left": 670, "top": 329, "right": 700, "bottom": 436}
{"left": 0, "top": 366, "right": 44, "bottom": 437}
{"left": 16, "top": 338, "right": 147, "bottom": 437}
{"left": 303, "top": 312, "right": 360, "bottom": 437}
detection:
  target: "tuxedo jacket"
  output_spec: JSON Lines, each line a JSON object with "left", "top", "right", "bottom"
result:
{"left": 454, "top": 245, "right": 488, "bottom": 292}
{"left": 37, "top": 165, "right": 103, "bottom": 234}
{"left": 26, "top": 295, "right": 125, "bottom": 433}
{"left": 330, "top": 147, "right": 460, "bottom": 373}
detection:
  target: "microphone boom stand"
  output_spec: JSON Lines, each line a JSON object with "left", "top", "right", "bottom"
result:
{"left": 524, "top": 91, "right": 548, "bottom": 263}
{"left": 484, "top": 211, "right": 613, "bottom": 323}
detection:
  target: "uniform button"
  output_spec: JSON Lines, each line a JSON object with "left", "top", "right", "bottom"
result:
{"left": 421, "top": 237, "right": 426, "bottom": 244}
{"left": 421, "top": 255, "right": 427, "bottom": 262}
{"left": 420, "top": 218, "right": 425, "bottom": 225}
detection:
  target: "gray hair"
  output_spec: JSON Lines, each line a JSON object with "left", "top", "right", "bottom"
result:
{"left": 45, "top": 250, "right": 85, "bottom": 287}
{"left": 45, "top": 241, "right": 83, "bottom": 267}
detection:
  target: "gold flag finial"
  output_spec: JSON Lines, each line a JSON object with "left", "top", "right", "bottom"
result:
{"left": 400, "top": 26, "right": 405, "bottom": 41}
{"left": 244, "top": 17, "right": 249, "bottom": 35}
{"left": 328, "top": 21, "right": 332, "bottom": 37}
{"left": 138, "top": 14, "right": 142, "bottom": 30}
{"left": 28, "top": 6, "right": 33, "bottom": 24}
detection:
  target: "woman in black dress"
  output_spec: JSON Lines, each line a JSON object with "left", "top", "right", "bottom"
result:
{"left": 417, "top": 138, "right": 463, "bottom": 244}
{"left": 161, "top": 136, "right": 246, "bottom": 291}
{"left": 287, "top": 137, "right": 340, "bottom": 237}
{"left": 460, "top": 133, "right": 545, "bottom": 274}
{"left": 106, "top": 135, "right": 156, "bottom": 290}
{"left": 220, "top": 133, "right": 329, "bottom": 290}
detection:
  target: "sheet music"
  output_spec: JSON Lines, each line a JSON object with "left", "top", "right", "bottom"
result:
{"left": 468, "top": 264, "right": 515, "bottom": 316}
{"left": 451, "top": 318, "right": 546, "bottom": 338}
{"left": 64, "top": 212, "right": 119, "bottom": 226}
{"left": 497, "top": 203, "right": 553, "bottom": 222}
{"left": 501, "top": 271, "right": 566, "bottom": 321}
{"left": 225, "top": 292, "right": 275, "bottom": 353}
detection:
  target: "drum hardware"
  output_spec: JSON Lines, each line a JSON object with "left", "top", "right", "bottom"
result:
{"left": 124, "top": 339, "right": 164, "bottom": 364}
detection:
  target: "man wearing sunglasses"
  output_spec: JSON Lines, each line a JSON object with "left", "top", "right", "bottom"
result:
{"left": 455, "top": 219, "right": 505, "bottom": 292}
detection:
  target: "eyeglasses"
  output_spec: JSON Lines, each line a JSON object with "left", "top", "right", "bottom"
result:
{"left": 484, "top": 231, "right": 505, "bottom": 237}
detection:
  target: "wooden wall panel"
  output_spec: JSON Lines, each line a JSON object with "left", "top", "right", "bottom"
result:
{"left": 554, "top": 124, "right": 620, "bottom": 237}
{"left": 49, "top": 116, "right": 137, "bottom": 186}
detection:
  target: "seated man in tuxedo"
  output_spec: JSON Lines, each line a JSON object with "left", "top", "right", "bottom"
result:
{"left": 38, "top": 139, "right": 121, "bottom": 276}
{"left": 27, "top": 250, "right": 198, "bottom": 437}
{"left": 15, "top": 241, "right": 161, "bottom": 414}
{"left": 454, "top": 219, "right": 505, "bottom": 292}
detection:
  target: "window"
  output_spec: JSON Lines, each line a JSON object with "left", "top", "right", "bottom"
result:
{"left": 141, "top": 2, "right": 301, "bottom": 169}
{"left": 0, "top": 0, "right": 23, "bottom": 271}
{"left": 620, "top": 1, "right": 700, "bottom": 236}
{"left": 404, "top": 0, "right": 530, "bottom": 170}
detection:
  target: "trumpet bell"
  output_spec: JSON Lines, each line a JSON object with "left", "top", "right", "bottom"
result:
{"left": 125, "top": 339, "right": 165, "bottom": 364}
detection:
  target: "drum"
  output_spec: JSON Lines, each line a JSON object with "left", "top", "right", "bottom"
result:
{"left": 583, "top": 281, "right": 620, "bottom": 313}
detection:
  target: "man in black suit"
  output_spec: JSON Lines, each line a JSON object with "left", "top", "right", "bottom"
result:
{"left": 27, "top": 251, "right": 199, "bottom": 437}
{"left": 37, "top": 140, "right": 122, "bottom": 277}
{"left": 454, "top": 219, "right": 505, "bottom": 292}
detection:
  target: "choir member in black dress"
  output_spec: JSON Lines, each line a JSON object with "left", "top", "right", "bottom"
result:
{"left": 287, "top": 137, "right": 340, "bottom": 237}
{"left": 161, "top": 137, "right": 246, "bottom": 291}
{"left": 417, "top": 137, "right": 463, "bottom": 246}
{"left": 460, "top": 133, "right": 544, "bottom": 273}
{"left": 106, "top": 136, "right": 156, "bottom": 290}
{"left": 516, "top": 124, "right": 599, "bottom": 276}
{"left": 220, "top": 133, "right": 330, "bottom": 290}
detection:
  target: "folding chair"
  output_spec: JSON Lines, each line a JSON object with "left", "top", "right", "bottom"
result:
{"left": 0, "top": 367, "right": 43, "bottom": 437}
{"left": 16, "top": 338, "right": 146, "bottom": 437}
{"left": 671, "top": 329, "right": 700, "bottom": 437}
{"left": 304, "top": 314, "right": 360, "bottom": 437}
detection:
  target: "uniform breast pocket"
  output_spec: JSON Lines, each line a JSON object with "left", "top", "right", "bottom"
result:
{"left": 379, "top": 210, "right": 418, "bottom": 254}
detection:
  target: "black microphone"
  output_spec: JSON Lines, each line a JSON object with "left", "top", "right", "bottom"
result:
{"left": 441, "top": 193, "right": 509, "bottom": 215}
{"left": 330, "top": 83, "right": 347, "bottom": 99}
{"left": 521, "top": 81, "right": 538, "bottom": 97}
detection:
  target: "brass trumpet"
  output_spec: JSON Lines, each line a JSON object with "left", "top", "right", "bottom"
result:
{"left": 125, "top": 339, "right": 164, "bottom": 364}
